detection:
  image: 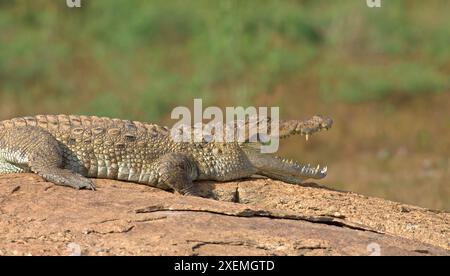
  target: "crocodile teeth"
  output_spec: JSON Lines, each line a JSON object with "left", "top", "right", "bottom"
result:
{"left": 305, "top": 134, "right": 309, "bottom": 141}
{"left": 321, "top": 166, "right": 328, "bottom": 174}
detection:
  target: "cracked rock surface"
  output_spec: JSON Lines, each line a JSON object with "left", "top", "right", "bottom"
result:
{"left": 0, "top": 174, "right": 448, "bottom": 256}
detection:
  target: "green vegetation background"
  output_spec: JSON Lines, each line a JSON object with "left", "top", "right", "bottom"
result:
{"left": 0, "top": 0, "right": 449, "bottom": 209}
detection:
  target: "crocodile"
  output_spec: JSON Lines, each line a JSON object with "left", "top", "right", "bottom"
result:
{"left": 0, "top": 115, "right": 332, "bottom": 195}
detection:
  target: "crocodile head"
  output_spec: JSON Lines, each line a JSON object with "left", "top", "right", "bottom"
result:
{"left": 240, "top": 115, "right": 333, "bottom": 184}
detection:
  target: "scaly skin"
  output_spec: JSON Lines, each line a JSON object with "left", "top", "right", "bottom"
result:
{"left": 0, "top": 115, "right": 332, "bottom": 195}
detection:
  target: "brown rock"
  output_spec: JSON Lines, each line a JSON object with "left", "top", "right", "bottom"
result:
{"left": 0, "top": 174, "right": 448, "bottom": 256}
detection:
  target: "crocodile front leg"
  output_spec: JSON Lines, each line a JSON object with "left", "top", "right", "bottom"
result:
{"left": 153, "top": 153, "right": 199, "bottom": 195}
{"left": 0, "top": 126, "right": 95, "bottom": 190}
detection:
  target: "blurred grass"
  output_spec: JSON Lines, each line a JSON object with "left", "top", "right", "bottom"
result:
{"left": 0, "top": 0, "right": 449, "bottom": 209}
{"left": 320, "top": 62, "right": 447, "bottom": 103}
{"left": 1, "top": 0, "right": 447, "bottom": 118}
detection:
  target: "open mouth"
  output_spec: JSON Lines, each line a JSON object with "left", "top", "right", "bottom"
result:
{"left": 240, "top": 115, "right": 332, "bottom": 182}
{"left": 278, "top": 115, "right": 332, "bottom": 179}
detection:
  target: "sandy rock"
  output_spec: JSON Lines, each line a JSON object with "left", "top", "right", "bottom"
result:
{"left": 0, "top": 174, "right": 448, "bottom": 256}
